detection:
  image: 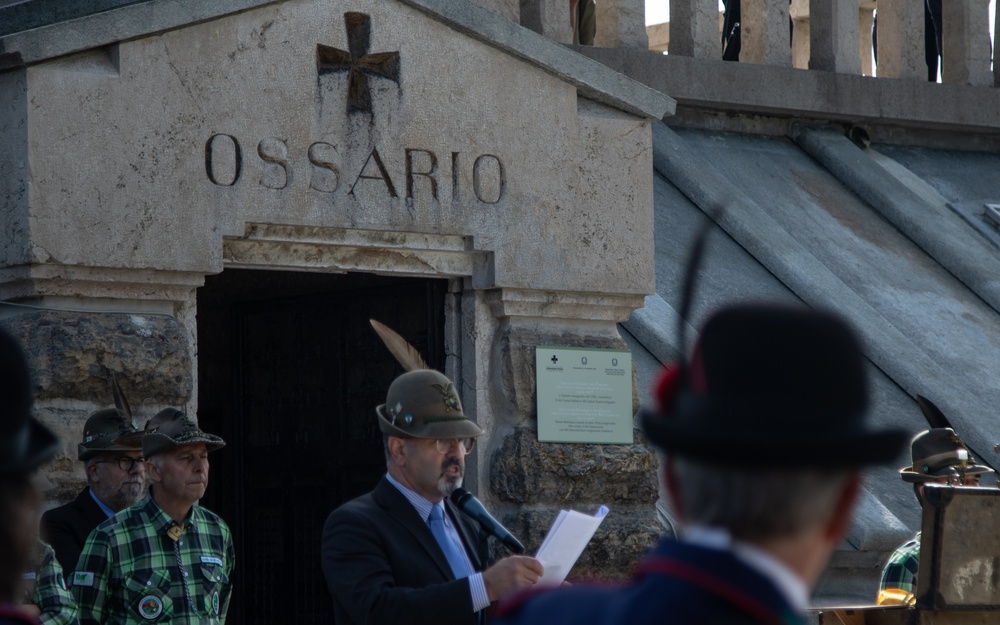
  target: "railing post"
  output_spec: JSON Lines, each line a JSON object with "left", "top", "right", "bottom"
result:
{"left": 808, "top": 0, "right": 860, "bottom": 73}
{"left": 520, "top": 0, "right": 573, "bottom": 44}
{"left": 941, "top": 0, "right": 992, "bottom": 86}
{"left": 873, "top": 0, "right": 924, "bottom": 79}
{"left": 593, "top": 0, "right": 649, "bottom": 48}
{"left": 859, "top": 2, "right": 875, "bottom": 76}
{"left": 741, "top": 0, "right": 792, "bottom": 66}
{"left": 669, "top": 0, "right": 720, "bottom": 58}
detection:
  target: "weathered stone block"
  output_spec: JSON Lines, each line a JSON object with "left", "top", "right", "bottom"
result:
{"left": 491, "top": 426, "right": 658, "bottom": 505}
{"left": 0, "top": 310, "right": 191, "bottom": 404}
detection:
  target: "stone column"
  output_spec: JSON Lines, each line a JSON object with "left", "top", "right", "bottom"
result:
{"left": 520, "top": 0, "right": 573, "bottom": 44}
{"left": 790, "top": 0, "right": 810, "bottom": 69}
{"left": 470, "top": 0, "right": 519, "bottom": 22}
{"left": 808, "top": 0, "right": 861, "bottom": 73}
{"left": 859, "top": 3, "right": 875, "bottom": 76}
{"left": 872, "top": 0, "right": 924, "bottom": 79}
{"left": 941, "top": 0, "right": 993, "bottom": 86}
{"left": 593, "top": 0, "right": 649, "bottom": 49}
{"left": 740, "top": 0, "right": 792, "bottom": 66}
{"left": 669, "top": 0, "right": 720, "bottom": 58}
{"left": 483, "top": 288, "right": 662, "bottom": 578}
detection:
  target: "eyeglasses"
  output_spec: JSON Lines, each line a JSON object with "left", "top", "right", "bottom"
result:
{"left": 434, "top": 438, "right": 476, "bottom": 455}
{"left": 95, "top": 456, "right": 145, "bottom": 471}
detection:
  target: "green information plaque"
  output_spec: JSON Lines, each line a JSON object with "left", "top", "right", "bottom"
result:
{"left": 535, "top": 346, "right": 633, "bottom": 444}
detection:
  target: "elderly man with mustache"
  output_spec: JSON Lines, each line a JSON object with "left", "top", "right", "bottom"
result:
{"left": 322, "top": 369, "right": 543, "bottom": 625}
{"left": 72, "top": 411, "right": 234, "bottom": 625}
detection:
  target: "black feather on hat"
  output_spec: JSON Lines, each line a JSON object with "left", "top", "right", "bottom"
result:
{"left": 0, "top": 329, "right": 59, "bottom": 474}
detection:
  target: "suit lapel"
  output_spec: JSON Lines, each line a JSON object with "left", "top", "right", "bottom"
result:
{"left": 373, "top": 477, "right": 456, "bottom": 581}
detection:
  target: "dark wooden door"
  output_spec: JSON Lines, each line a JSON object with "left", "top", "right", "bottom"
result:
{"left": 198, "top": 274, "right": 445, "bottom": 625}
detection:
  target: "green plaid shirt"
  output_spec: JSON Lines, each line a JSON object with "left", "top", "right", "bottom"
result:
{"left": 72, "top": 494, "right": 234, "bottom": 625}
{"left": 23, "top": 539, "right": 79, "bottom": 625}
{"left": 879, "top": 533, "right": 920, "bottom": 595}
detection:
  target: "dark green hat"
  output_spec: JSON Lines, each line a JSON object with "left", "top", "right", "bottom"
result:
{"left": 900, "top": 428, "right": 994, "bottom": 483}
{"left": 142, "top": 409, "right": 225, "bottom": 458}
{"left": 78, "top": 409, "right": 143, "bottom": 460}
{"left": 376, "top": 370, "right": 484, "bottom": 439}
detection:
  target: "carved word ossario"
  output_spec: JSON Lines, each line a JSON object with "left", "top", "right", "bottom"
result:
{"left": 205, "top": 134, "right": 506, "bottom": 204}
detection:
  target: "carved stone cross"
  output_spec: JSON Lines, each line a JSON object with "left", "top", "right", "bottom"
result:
{"left": 317, "top": 12, "right": 400, "bottom": 114}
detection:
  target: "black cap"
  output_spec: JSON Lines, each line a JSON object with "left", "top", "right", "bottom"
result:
{"left": 643, "top": 303, "right": 907, "bottom": 467}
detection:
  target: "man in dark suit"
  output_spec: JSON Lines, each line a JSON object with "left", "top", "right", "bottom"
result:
{"left": 39, "top": 409, "right": 144, "bottom": 575}
{"left": 495, "top": 304, "right": 908, "bottom": 625}
{"left": 322, "top": 369, "right": 543, "bottom": 625}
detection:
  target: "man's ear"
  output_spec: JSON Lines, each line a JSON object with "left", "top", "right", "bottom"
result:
{"left": 85, "top": 462, "right": 101, "bottom": 484}
{"left": 388, "top": 437, "right": 407, "bottom": 467}
{"left": 145, "top": 460, "right": 161, "bottom": 485}
{"left": 824, "top": 472, "right": 862, "bottom": 542}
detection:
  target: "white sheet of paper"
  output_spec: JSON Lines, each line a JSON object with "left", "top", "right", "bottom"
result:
{"left": 534, "top": 505, "right": 609, "bottom": 586}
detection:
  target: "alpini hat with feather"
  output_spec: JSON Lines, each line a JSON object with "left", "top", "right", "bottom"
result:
{"left": 376, "top": 369, "right": 484, "bottom": 439}
{"left": 643, "top": 303, "right": 907, "bottom": 467}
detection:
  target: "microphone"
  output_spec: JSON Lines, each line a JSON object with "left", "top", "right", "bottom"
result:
{"left": 450, "top": 488, "right": 526, "bottom": 554}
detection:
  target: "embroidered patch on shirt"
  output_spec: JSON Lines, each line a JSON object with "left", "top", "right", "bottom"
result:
{"left": 22, "top": 572, "right": 36, "bottom": 581}
{"left": 139, "top": 595, "right": 163, "bottom": 620}
{"left": 73, "top": 571, "right": 95, "bottom": 587}
{"left": 200, "top": 556, "right": 223, "bottom": 566}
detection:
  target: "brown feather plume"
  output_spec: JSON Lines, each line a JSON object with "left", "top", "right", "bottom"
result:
{"left": 369, "top": 319, "right": 429, "bottom": 371}
{"left": 111, "top": 372, "right": 133, "bottom": 419}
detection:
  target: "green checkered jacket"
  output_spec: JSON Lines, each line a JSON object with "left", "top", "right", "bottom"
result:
{"left": 879, "top": 533, "right": 920, "bottom": 595}
{"left": 24, "top": 539, "right": 79, "bottom": 625}
{"left": 71, "top": 494, "right": 234, "bottom": 625}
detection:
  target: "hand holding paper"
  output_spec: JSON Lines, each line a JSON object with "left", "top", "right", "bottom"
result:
{"left": 534, "top": 505, "right": 609, "bottom": 586}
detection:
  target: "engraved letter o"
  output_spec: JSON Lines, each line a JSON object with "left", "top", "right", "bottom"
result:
{"left": 473, "top": 154, "right": 504, "bottom": 204}
{"left": 205, "top": 134, "right": 242, "bottom": 187}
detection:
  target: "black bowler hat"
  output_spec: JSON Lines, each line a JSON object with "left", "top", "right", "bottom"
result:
{"left": 0, "top": 328, "right": 59, "bottom": 474}
{"left": 643, "top": 303, "right": 907, "bottom": 467}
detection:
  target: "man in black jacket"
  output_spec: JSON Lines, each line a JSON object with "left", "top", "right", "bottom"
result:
{"left": 322, "top": 369, "right": 543, "bottom": 625}
{"left": 39, "top": 409, "right": 144, "bottom": 575}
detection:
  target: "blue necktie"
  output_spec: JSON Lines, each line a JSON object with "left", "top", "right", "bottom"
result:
{"left": 429, "top": 504, "right": 471, "bottom": 579}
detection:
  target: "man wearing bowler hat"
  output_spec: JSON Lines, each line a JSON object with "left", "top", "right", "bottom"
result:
{"left": 0, "top": 328, "right": 61, "bottom": 625}
{"left": 72, "top": 410, "right": 234, "bottom": 625}
{"left": 495, "top": 303, "right": 907, "bottom": 625}
{"left": 40, "top": 409, "right": 145, "bottom": 576}
{"left": 877, "top": 427, "right": 993, "bottom": 605}
{"left": 322, "top": 369, "right": 544, "bottom": 625}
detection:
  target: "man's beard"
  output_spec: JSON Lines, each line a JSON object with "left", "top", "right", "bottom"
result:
{"left": 437, "top": 458, "right": 464, "bottom": 497}
{"left": 109, "top": 480, "right": 145, "bottom": 511}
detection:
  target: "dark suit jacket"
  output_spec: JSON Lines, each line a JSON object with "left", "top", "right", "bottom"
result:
{"left": 494, "top": 537, "right": 807, "bottom": 625}
{"left": 322, "top": 476, "right": 493, "bottom": 625}
{"left": 39, "top": 487, "right": 109, "bottom": 576}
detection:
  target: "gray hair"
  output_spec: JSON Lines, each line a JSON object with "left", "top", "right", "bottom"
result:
{"left": 670, "top": 456, "right": 853, "bottom": 541}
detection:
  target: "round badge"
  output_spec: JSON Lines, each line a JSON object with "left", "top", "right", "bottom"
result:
{"left": 138, "top": 595, "right": 163, "bottom": 620}
{"left": 403, "top": 414, "right": 413, "bottom": 425}
{"left": 212, "top": 591, "right": 220, "bottom": 614}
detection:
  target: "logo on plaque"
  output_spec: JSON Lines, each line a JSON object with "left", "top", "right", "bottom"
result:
{"left": 317, "top": 12, "right": 400, "bottom": 114}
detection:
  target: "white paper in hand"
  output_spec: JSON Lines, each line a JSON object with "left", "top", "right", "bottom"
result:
{"left": 534, "top": 505, "right": 609, "bottom": 586}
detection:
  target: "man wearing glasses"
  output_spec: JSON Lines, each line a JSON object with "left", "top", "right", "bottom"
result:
{"left": 322, "top": 369, "right": 544, "bottom": 625}
{"left": 40, "top": 409, "right": 145, "bottom": 576}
